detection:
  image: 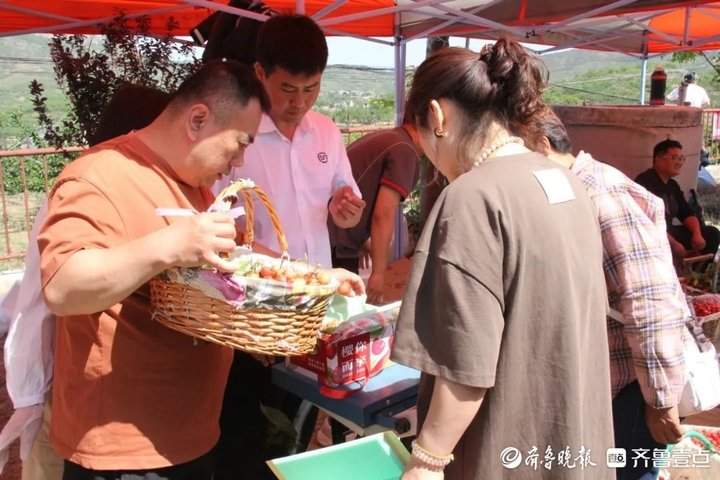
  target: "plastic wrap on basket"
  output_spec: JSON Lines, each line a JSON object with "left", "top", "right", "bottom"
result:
{"left": 150, "top": 181, "right": 337, "bottom": 357}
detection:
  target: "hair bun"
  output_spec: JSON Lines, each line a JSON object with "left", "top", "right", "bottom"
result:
{"left": 479, "top": 40, "right": 516, "bottom": 86}
{"left": 480, "top": 38, "right": 548, "bottom": 126}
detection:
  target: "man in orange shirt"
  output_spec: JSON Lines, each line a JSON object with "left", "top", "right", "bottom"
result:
{"left": 37, "top": 60, "right": 268, "bottom": 480}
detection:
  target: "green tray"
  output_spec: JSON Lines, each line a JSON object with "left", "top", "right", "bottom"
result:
{"left": 267, "top": 432, "right": 410, "bottom": 480}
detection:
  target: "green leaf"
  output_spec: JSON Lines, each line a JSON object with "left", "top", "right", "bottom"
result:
{"left": 259, "top": 403, "right": 297, "bottom": 451}
{"left": 672, "top": 52, "right": 697, "bottom": 64}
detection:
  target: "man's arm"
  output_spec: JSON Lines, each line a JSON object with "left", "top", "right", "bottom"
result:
{"left": 367, "top": 185, "right": 402, "bottom": 304}
{"left": 675, "top": 181, "right": 696, "bottom": 224}
{"left": 683, "top": 215, "right": 706, "bottom": 249}
{"left": 600, "top": 190, "right": 686, "bottom": 441}
{"left": 674, "top": 181, "right": 706, "bottom": 250}
{"left": 43, "top": 213, "right": 237, "bottom": 316}
{"left": 667, "top": 233, "right": 688, "bottom": 257}
{"left": 329, "top": 126, "right": 365, "bottom": 229}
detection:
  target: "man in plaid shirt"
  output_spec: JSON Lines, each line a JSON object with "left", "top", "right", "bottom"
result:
{"left": 537, "top": 110, "right": 687, "bottom": 480}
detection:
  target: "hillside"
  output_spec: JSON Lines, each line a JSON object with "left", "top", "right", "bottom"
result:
{"left": 0, "top": 35, "right": 67, "bottom": 145}
{"left": 2, "top": 34, "right": 720, "bottom": 146}
{"left": 541, "top": 49, "right": 637, "bottom": 81}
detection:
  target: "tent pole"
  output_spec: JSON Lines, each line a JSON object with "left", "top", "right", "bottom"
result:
{"left": 312, "top": 0, "right": 347, "bottom": 20}
{"left": 184, "top": 0, "right": 268, "bottom": 22}
{"left": 640, "top": 54, "right": 648, "bottom": 105}
{"left": 640, "top": 31, "right": 648, "bottom": 105}
{"left": 405, "top": 2, "right": 499, "bottom": 41}
{"left": 394, "top": 19, "right": 407, "bottom": 260}
{"left": 296, "top": 0, "right": 305, "bottom": 15}
{"left": 394, "top": 32, "right": 406, "bottom": 126}
{"left": 318, "top": 0, "right": 452, "bottom": 28}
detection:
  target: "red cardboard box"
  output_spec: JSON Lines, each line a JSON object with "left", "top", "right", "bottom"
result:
{"left": 291, "top": 303, "right": 399, "bottom": 388}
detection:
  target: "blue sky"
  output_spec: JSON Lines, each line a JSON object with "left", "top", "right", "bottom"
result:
{"left": 326, "top": 36, "right": 554, "bottom": 67}
{"left": 326, "top": 36, "right": 497, "bottom": 68}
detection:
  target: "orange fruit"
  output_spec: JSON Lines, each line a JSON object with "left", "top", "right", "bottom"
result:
{"left": 317, "top": 272, "right": 331, "bottom": 285}
{"left": 337, "top": 281, "right": 352, "bottom": 296}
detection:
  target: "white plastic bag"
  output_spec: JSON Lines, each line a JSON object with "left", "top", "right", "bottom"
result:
{"left": 678, "top": 311, "right": 720, "bottom": 417}
{"left": 608, "top": 306, "right": 720, "bottom": 417}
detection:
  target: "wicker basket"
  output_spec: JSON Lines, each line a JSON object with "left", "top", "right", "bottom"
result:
{"left": 150, "top": 181, "right": 334, "bottom": 356}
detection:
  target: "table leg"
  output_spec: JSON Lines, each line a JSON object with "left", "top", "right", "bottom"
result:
{"left": 330, "top": 417, "right": 349, "bottom": 444}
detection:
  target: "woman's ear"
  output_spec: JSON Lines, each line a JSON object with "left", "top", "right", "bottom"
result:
{"left": 540, "top": 136, "right": 552, "bottom": 155}
{"left": 429, "top": 100, "right": 445, "bottom": 133}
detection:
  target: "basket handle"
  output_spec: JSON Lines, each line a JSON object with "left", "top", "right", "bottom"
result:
{"left": 214, "top": 182, "right": 289, "bottom": 254}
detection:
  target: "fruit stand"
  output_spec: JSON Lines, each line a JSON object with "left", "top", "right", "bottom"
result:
{"left": 153, "top": 180, "right": 419, "bottom": 453}
{"left": 681, "top": 255, "right": 720, "bottom": 351}
{"left": 271, "top": 256, "right": 418, "bottom": 451}
{"left": 272, "top": 362, "right": 419, "bottom": 441}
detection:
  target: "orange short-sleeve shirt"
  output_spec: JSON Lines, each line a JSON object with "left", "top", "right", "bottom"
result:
{"left": 38, "top": 133, "right": 233, "bottom": 470}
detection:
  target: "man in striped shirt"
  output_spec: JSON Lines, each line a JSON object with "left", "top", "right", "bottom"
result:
{"left": 537, "top": 110, "right": 687, "bottom": 480}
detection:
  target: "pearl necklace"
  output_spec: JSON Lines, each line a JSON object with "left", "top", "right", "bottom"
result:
{"left": 473, "top": 136, "right": 525, "bottom": 167}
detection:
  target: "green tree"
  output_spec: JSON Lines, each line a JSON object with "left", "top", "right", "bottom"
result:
{"left": 30, "top": 14, "right": 200, "bottom": 150}
{"left": 0, "top": 109, "right": 66, "bottom": 195}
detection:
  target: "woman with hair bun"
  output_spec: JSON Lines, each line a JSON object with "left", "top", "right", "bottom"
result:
{"left": 391, "top": 39, "right": 614, "bottom": 480}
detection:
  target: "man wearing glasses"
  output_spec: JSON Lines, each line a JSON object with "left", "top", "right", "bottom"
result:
{"left": 636, "top": 139, "right": 720, "bottom": 258}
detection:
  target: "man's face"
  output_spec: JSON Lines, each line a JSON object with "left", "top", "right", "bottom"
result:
{"left": 255, "top": 65, "right": 322, "bottom": 126}
{"left": 189, "top": 98, "right": 263, "bottom": 188}
{"left": 655, "top": 147, "right": 685, "bottom": 178}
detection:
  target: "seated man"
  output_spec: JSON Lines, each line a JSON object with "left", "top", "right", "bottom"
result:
{"left": 635, "top": 139, "right": 720, "bottom": 258}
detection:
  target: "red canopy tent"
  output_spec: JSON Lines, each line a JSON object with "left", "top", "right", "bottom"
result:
{"left": 465, "top": 2, "right": 720, "bottom": 56}
{"left": 0, "top": 0, "right": 715, "bottom": 48}
{"left": 0, "top": 0, "right": 395, "bottom": 37}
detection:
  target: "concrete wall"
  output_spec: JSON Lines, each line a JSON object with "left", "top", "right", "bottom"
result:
{"left": 555, "top": 105, "right": 703, "bottom": 194}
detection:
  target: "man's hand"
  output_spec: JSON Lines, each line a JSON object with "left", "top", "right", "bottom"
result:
{"left": 366, "top": 271, "right": 385, "bottom": 305}
{"left": 327, "top": 268, "right": 366, "bottom": 296}
{"left": 329, "top": 186, "right": 365, "bottom": 228}
{"left": 670, "top": 237, "right": 688, "bottom": 258}
{"left": 165, "top": 212, "right": 237, "bottom": 271}
{"left": 645, "top": 404, "right": 683, "bottom": 444}
{"left": 691, "top": 232, "right": 707, "bottom": 252}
